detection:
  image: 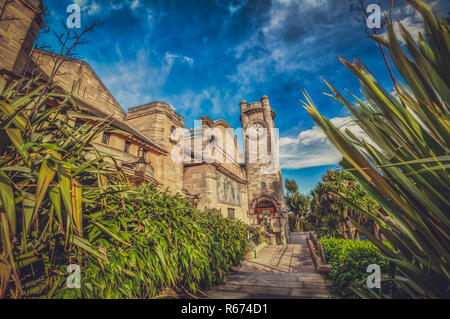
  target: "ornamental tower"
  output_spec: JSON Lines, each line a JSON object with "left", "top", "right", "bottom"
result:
{"left": 240, "top": 96, "right": 288, "bottom": 244}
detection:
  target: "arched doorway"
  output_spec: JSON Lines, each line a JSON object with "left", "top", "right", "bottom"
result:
{"left": 256, "top": 200, "right": 277, "bottom": 225}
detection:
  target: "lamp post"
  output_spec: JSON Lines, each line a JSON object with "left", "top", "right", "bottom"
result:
{"left": 192, "top": 194, "right": 200, "bottom": 208}
{"left": 135, "top": 148, "right": 149, "bottom": 184}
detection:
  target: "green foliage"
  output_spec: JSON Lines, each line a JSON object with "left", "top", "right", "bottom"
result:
{"left": 286, "top": 193, "right": 311, "bottom": 217}
{"left": 53, "top": 185, "right": 249, "bottom": 299}
{"left": 0, "top": 75, "right": 124, "bottom": 298}
{"left": 284, "top": 178, "right": 298, "bottom": 194}
{"left": 0, "top": 76, "right": 249, "bottom": 299}
{"left": 320, "top": 237, "right": 392, "bottom": 298}
{"left": 288, "top": 214, "right": 299, "bottom": 232}
{"left": 249, "top": 226, "right": 268, "bottom": 246}
{"left": 303, "top": 0, "right": 449, "bottom": 298}
{"left": 284, "top": 179, "right": 312, "bottom": 232}
{"left": 288, "top": 213, "right": 313, "bottom": 232}
{"left": 310, "top": 169, "right": 379, "bottom": 238}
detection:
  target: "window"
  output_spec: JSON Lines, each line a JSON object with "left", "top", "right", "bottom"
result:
{"left": 227, "top": 208, "right": 235, "bottom": 219}
{"left": 102, "top": 133, "right": 110, "bottom": 145}
{"left": 138, "top": 148, "right": 147, "bottom": 159}
{"left": 124, "top": 141, "right": 131, "bottom": 153}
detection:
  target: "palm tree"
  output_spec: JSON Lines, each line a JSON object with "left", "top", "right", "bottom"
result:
{"left": 310, "top": 169, "right": 378, "bottom": 239}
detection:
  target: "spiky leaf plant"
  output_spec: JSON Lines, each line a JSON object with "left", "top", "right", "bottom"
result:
{"left": 0, "top": 75, "right": 250, "bottom": 298}
{"left": 302, "top": 0, "right": 449, "bottom": 298}
{"left": 0, "top": 75, "right": 131, "bottom": 298}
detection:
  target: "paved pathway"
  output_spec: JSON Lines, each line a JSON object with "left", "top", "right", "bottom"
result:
{"left": 204, "top": 232, "right": 330, "bottom": 299}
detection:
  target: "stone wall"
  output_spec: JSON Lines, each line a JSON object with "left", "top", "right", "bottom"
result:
{"left": 0, "top": 0, "right": 45, "bottom": 75}
{"left": 240, "top": 96, "right": 288, "bottom": 242}
{"left": 32, "top": 50, "right": 126, "bottom": 121}
{"left": 68, "top": 116, "right": 164, "bottom": 185}
{"left": 183, "top": 163, "right": 249, "bottom": 224}
{"left": 126, "top": 102, "right": 185, "bottom": 193}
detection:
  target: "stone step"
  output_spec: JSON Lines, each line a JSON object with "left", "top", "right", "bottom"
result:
{"left": 205, "top": 243, "right": 331, "bottom": 299}
{"left": 206, "top": 286, "right": 331, "bottom": 299}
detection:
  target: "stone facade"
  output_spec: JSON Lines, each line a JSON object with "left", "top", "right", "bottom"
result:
{"left": 1, "top": 0, "right": 289, "bottom": 243}
{"left": 0, "top": 0, "right": 45, "bottom": 76}
{"left": 32, "top": 50, "right": 127, "bottom": 120}
{"left": 240, "top": 97, "right": 288, "bottom": 243}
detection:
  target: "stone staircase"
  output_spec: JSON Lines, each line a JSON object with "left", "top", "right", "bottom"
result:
{"left": 204, "top": 232, "right": 330, "bottom": 299}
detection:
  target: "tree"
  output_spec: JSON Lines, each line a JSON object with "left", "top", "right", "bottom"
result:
{"left": 284, "top": 178, "right": 299, "bottom": 194}
{"left": 310, "top": 169, "right": 380, "bottom": 239}
{"left": 284, "top": 179, "right": 311, "bottom": 232}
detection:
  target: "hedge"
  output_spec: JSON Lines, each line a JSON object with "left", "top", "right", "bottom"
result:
{"left": 319, "top": 237, "right": 393, "bottom": 298}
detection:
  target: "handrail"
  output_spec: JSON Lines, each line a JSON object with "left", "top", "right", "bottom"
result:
{"left": 307, "top": 231, "right": 332, "bottom": 274}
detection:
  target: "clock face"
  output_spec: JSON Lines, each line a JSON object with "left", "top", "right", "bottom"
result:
{"left": 248, "top": 123, "right": 265, "bottom": 139}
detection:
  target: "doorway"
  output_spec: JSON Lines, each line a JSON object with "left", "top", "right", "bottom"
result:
{"left": 255, "top": 200, "right": 276, "bottom": 225}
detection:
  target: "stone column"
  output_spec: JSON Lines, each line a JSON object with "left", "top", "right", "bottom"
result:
{"left": 261, "top": 96, "right": 273, "bottom": 156}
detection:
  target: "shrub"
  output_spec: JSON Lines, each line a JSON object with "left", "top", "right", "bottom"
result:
{"left": 320, "top": 237, "right": 392, "bottom": 298}
{"left": 249, "top": 226, "right": 269, "bottom": 246}
{"left": 0, "top": 76, "right": 125, "bottom": 298}
{"left": 310, "top": 169, "right": 380, "bottom": 239}
{"left": 0, "top": 76, "right": 249, "bottom": 299}
{"left": 53, "top": 185, "right": 249, "bottom": 298}
{"left": 288, "top": 214, "right": 299, "bottom": 232}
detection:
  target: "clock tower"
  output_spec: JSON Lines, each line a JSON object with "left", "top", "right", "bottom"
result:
{"left": 240, "top": 96, "right": 288, "bottom": 244}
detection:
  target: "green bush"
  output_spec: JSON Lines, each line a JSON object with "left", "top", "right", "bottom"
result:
{"left": 249, "top": 226, "right": 268, "bottom": 246}
{"left": 288, "top": 214, "right": 299, "bottom": 232}
{"left": 53, "top": 184, "right": 249, "bottom": 299}
{"left": 320, "top": 237, "right": 392, "bottom": 298}
{"left": 0, "top": 75, "right": 249, "bottom": 299}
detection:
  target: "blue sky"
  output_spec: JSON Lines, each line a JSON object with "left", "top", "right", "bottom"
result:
{"left": 40, "top": 0, "right": 449, "bottom": 194}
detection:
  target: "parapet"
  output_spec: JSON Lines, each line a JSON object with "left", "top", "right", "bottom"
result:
{"left": 127, "top": 101, "right": 184, "bottom": 127}
{"left": 240, "top": 96, "right": 276, "bottom": 119}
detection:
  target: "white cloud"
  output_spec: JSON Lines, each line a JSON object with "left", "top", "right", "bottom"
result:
{"left": 87, "top": 2, "right": 101, "bottom": 15}
{"left": 277, "top": 0, "right": 327, "bottom": 6}
{"left": 98, "top": 46, "right": 174, "bottom": 108}
{"left": 74, "top": 0, "right": 144, "bottom": 16}
{"left": 165, "top": 53, "right": 194, "bottom": 65}
{"left": 227, "top": 0, "right": 344, "bottom": 94}
{"left": 96, "top": 46, "right": 234, "bottom": 121}
{"left": 279, "top": 116, "right": 364, "bottom": 169}
{"left": 380, "top": 5, "right": 426, "bottom": 43}
{"left": 146, "top": 9, "right": 156, "bottom": 29}
{"left": 130, "top": 0, "right": 140, "bottom": 10}
{"left": 227, "top": 3, "right": 244, "bottom": 16}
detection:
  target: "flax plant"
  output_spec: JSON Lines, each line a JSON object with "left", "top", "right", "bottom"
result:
{"left": 0, "top": 75, "right": 129, "bottom": 298}
{"left": 0, "top": 75, "right": 250, "bottom": 298}
{"left": 302, "top": 0, "right": 449, "bottom": 298}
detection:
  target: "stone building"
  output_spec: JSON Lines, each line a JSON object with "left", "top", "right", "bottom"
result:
{"left": 0, "top": 0, "right": 289, "bottom": 243}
